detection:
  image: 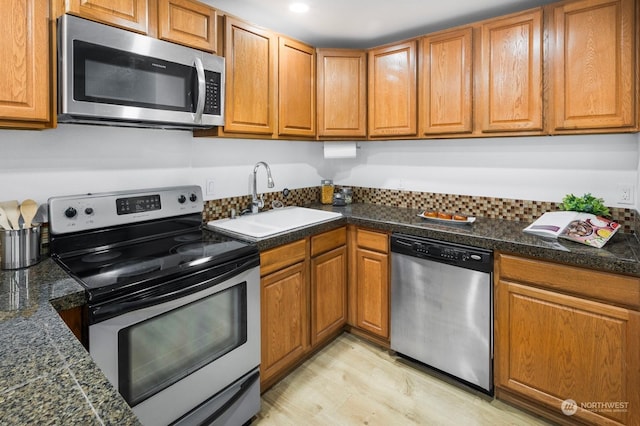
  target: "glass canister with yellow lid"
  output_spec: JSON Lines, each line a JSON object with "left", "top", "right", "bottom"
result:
{"left": 321, "top": 179, "right": 334, "bottom": 204}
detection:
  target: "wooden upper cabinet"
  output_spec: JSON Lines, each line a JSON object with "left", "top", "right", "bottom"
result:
{"left": 64, "top": 0, "right": 150, "bottom": 34}
{"left": 550, "top": 0, "right": 636, "bottom": 132}
{"left": 223, "top": 17, "right": 277, "bottom": 135}
{"left": 420, "top": 27, "right": 473, "bottom": 135}
{"left": 0, "top": 0, "right": 50, "bottom": 126}
{"left": 317, "top": 49, "right": 367, "bottom": 137}
{"left": 368, "top": 40, "right": 417, "bottom": 137}
{"left": 157, "top": 0, "right": 216, "bottom": 52}
{"left": 278, "top": 37, "right": 316, "bottom": 137}
{"left": 480, "top": 9, "right": 543, "bottom": 133}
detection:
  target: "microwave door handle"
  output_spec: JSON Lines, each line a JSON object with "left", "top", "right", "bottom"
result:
{"left": 194, "top": 57, "right": 206, "bottom": 123}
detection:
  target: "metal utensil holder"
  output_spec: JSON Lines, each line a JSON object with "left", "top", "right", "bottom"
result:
{"left": 0, "top": 225, "right": 41, "bottom": 270}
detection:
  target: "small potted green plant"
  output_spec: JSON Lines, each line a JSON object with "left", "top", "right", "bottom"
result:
{"left": 559, "top": 193, "right": 611, "bottom": 218}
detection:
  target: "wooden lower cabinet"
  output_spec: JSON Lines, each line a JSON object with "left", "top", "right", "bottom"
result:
{"left": 311, "top": 229, "right": 347, "bottom": 346}
{"left": 348, "top": 226, "right": 390, "bottom": 343}
{"left": 495, "top": 252, "right": 640, "bottom": 426}
{"left": 260, "top": 227, "right": 347, "bottom": 390}
{"left": 261, "top": 260, "right": 309, "bottom": 389}
{"left": 57, "top": 305, "right": 87, "bottom": 348}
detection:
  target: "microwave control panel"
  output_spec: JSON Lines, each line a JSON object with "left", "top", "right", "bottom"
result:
{"left": 204, "top": 70, "right": 221, "bottom": 115}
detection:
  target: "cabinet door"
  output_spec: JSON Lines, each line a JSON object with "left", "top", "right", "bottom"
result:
{"left": 420, "top": 28, "right": 473, "bottom": 135}
{"left": 223, "top": 17, "right": 277, "bottom": 135}
{"left": 0, "top": 0, "right": 50, "bottom": 125}
{"left": 261, "top": 262, "right": 309, "bottom": 387}
{"left": 355, "top": 248, "right": 389, "bottom": 338}
{"left": 551, "top": 0, "right": 636, "bottom": 131}
{"left": 65, "top": 0, "right": 149, "bottom": 34}
{"left": 157, "top": 0, "right": 216, "bottom": 52}
{"left": 480, "top": 9, "right": 543, "bottom": 133}
{"left": 278, "top": 37, "right": 316, "bottom": 137}
{"left": 496, "top": 280, "right": 640, "bottom": 425}
{"left": 368, "top": 40, "right": 417, "bottom": 137}
{"left": 311, "top": 246, "right": 347, "bottom": 346}
{"left": 317, "top": 49, "right": 367, "bottom": 137}
{"left": 57, "top": 306, "right": 86, "bottom": 347}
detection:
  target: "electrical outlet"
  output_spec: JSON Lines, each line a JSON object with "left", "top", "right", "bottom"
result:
{"left": 616, "top": 183, "right": 634, "bottom": 205}
{"left": 206, "top": 179, "right": 215, "bottom": 196}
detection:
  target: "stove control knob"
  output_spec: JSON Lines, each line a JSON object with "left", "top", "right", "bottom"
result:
{"left": 178, "top": 195, "right": 187, "bottom": 204}
{"left": 189, "top": 193, "right": 198, "bottom": 202}
{"left": 64, "top": 207, "right": 77, "bottom": 218}
{"left": 84, "top": 207, "right": 94, "bottom": 215}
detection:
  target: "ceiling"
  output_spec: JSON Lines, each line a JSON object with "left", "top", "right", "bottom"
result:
{"left": 203, "top": 0, "right": 556, "bottom": 48}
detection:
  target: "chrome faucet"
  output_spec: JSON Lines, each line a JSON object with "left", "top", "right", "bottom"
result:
{"left": 251, "top": 161, "right": 275, "bottom": 213}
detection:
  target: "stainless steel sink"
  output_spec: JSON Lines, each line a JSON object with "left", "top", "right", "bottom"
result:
{"left": 206, "top": 206, "right": 342, "bottom": 240}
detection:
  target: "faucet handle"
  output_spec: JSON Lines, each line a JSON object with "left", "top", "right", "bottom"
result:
{"left": 251, "top": 195, "right": 265, "bottom": 214}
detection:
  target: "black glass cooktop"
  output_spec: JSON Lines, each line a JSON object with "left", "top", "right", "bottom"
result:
{"left": 51, "top": 214, "right": 257, "bottom": 292}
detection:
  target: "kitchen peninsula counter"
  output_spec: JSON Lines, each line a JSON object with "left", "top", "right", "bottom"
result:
{"left": 0, "top": 202, "right": 637, "bottom": 424}
{"left": 0, "top": 258, "right": 140, "bottom": 425}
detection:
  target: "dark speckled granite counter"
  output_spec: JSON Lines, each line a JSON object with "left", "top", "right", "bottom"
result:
{"left": 255, "top": 203, "right": 640, "bottom": 277}
{"left": 1, "top": 203, "right": 637, "bottom": 426}
{"left": 335, "top": 203, "right": 640, "bottom": 276}
{"left": 0, "top": 259, "right": 140, "bottom": 425}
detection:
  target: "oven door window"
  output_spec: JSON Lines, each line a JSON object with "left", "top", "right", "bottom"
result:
{"left": 73, "top": 40, "right": 196, "bottom": 113}
{"left": 118, "top": 283, "right": 247, "bottom": 406}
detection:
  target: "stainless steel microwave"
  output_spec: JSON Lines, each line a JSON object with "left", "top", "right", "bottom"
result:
{"left": 57, "top": 14, "right": 225, "bottom": 129}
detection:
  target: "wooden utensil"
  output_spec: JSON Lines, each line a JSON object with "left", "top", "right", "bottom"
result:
{"left": 20, "top": 199, "right": 38, "bottom": 229}
{"left": 0, "top": 206, "right": 11, "bottom": 231}
{"left": 0, "top": 200, "right": 20, "bottom": 230}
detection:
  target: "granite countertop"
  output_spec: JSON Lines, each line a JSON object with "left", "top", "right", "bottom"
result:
{"left": 257, "top": 203, "right": 640, "bottom": 277}
{"left": 0, "top": 202, "right": 637, "bottom": 425}
{"left": 0, "top": 259, "right": 140, "bottom": 425}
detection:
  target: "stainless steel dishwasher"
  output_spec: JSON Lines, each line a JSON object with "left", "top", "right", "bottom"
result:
{"left": 390, "top": 233, "right": 493, "bottom": 394}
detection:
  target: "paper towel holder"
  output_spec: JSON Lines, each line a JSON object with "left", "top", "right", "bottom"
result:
{"left": 323, "top": 141, "right": 360, "bottom": 159}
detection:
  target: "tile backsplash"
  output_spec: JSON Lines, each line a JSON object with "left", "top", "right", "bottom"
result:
{"left": 203, "top": 186, "right": 636, "bottom": 234}
{"left": 203, "top": 187, "right": 320, "bottom": 222}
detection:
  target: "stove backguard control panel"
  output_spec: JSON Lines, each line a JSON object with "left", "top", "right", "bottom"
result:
{"left": 48, "top": 186, "right": 203, "bottom": 235}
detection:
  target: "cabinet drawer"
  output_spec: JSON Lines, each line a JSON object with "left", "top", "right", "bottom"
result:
{"left": 311, "top": 227, "right": 346, "bottom": 257}
{"left": 497, "top": 253, "right": 640, "bottom": 310}
{"left": 356, "top": 229, "right": 388, "bottom": 253}
{"left": 260, "top": 239, "right": 307, "bottom": 276}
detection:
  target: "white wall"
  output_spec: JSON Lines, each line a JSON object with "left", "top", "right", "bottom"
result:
{"left": 0, "top": 124, "right": 326, "bottom": 205}
{"left": 327, "top": 133, "right": 638, "bottom": 209}
{"left": 0, "top": 125, "right": 637, "bottom": 211}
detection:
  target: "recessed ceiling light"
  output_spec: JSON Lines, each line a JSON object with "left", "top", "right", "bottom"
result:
{"left": 289, "top": 2, "right": 309, "bottom": 13}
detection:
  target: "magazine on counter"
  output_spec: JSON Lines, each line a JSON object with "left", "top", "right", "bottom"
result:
{"left": 523, "top": 211, "right": 620, "bottom": 248}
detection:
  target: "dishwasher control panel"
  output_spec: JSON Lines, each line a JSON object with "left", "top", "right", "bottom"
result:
{"left": 391, "top": 234, "right": 492, "bottom": 273}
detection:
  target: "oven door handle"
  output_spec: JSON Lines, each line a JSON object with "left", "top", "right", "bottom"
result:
{"left": 91, "top": 256, "right": 259, "bottom": 323}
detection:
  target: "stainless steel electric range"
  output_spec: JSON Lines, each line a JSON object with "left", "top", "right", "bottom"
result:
{"left": 49, "top": 186, "right": 260, "bottom": 426}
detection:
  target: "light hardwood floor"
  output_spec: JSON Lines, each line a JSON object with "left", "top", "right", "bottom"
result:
{"left": 256, "top": 333, "right": 552, "bottom": 425}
